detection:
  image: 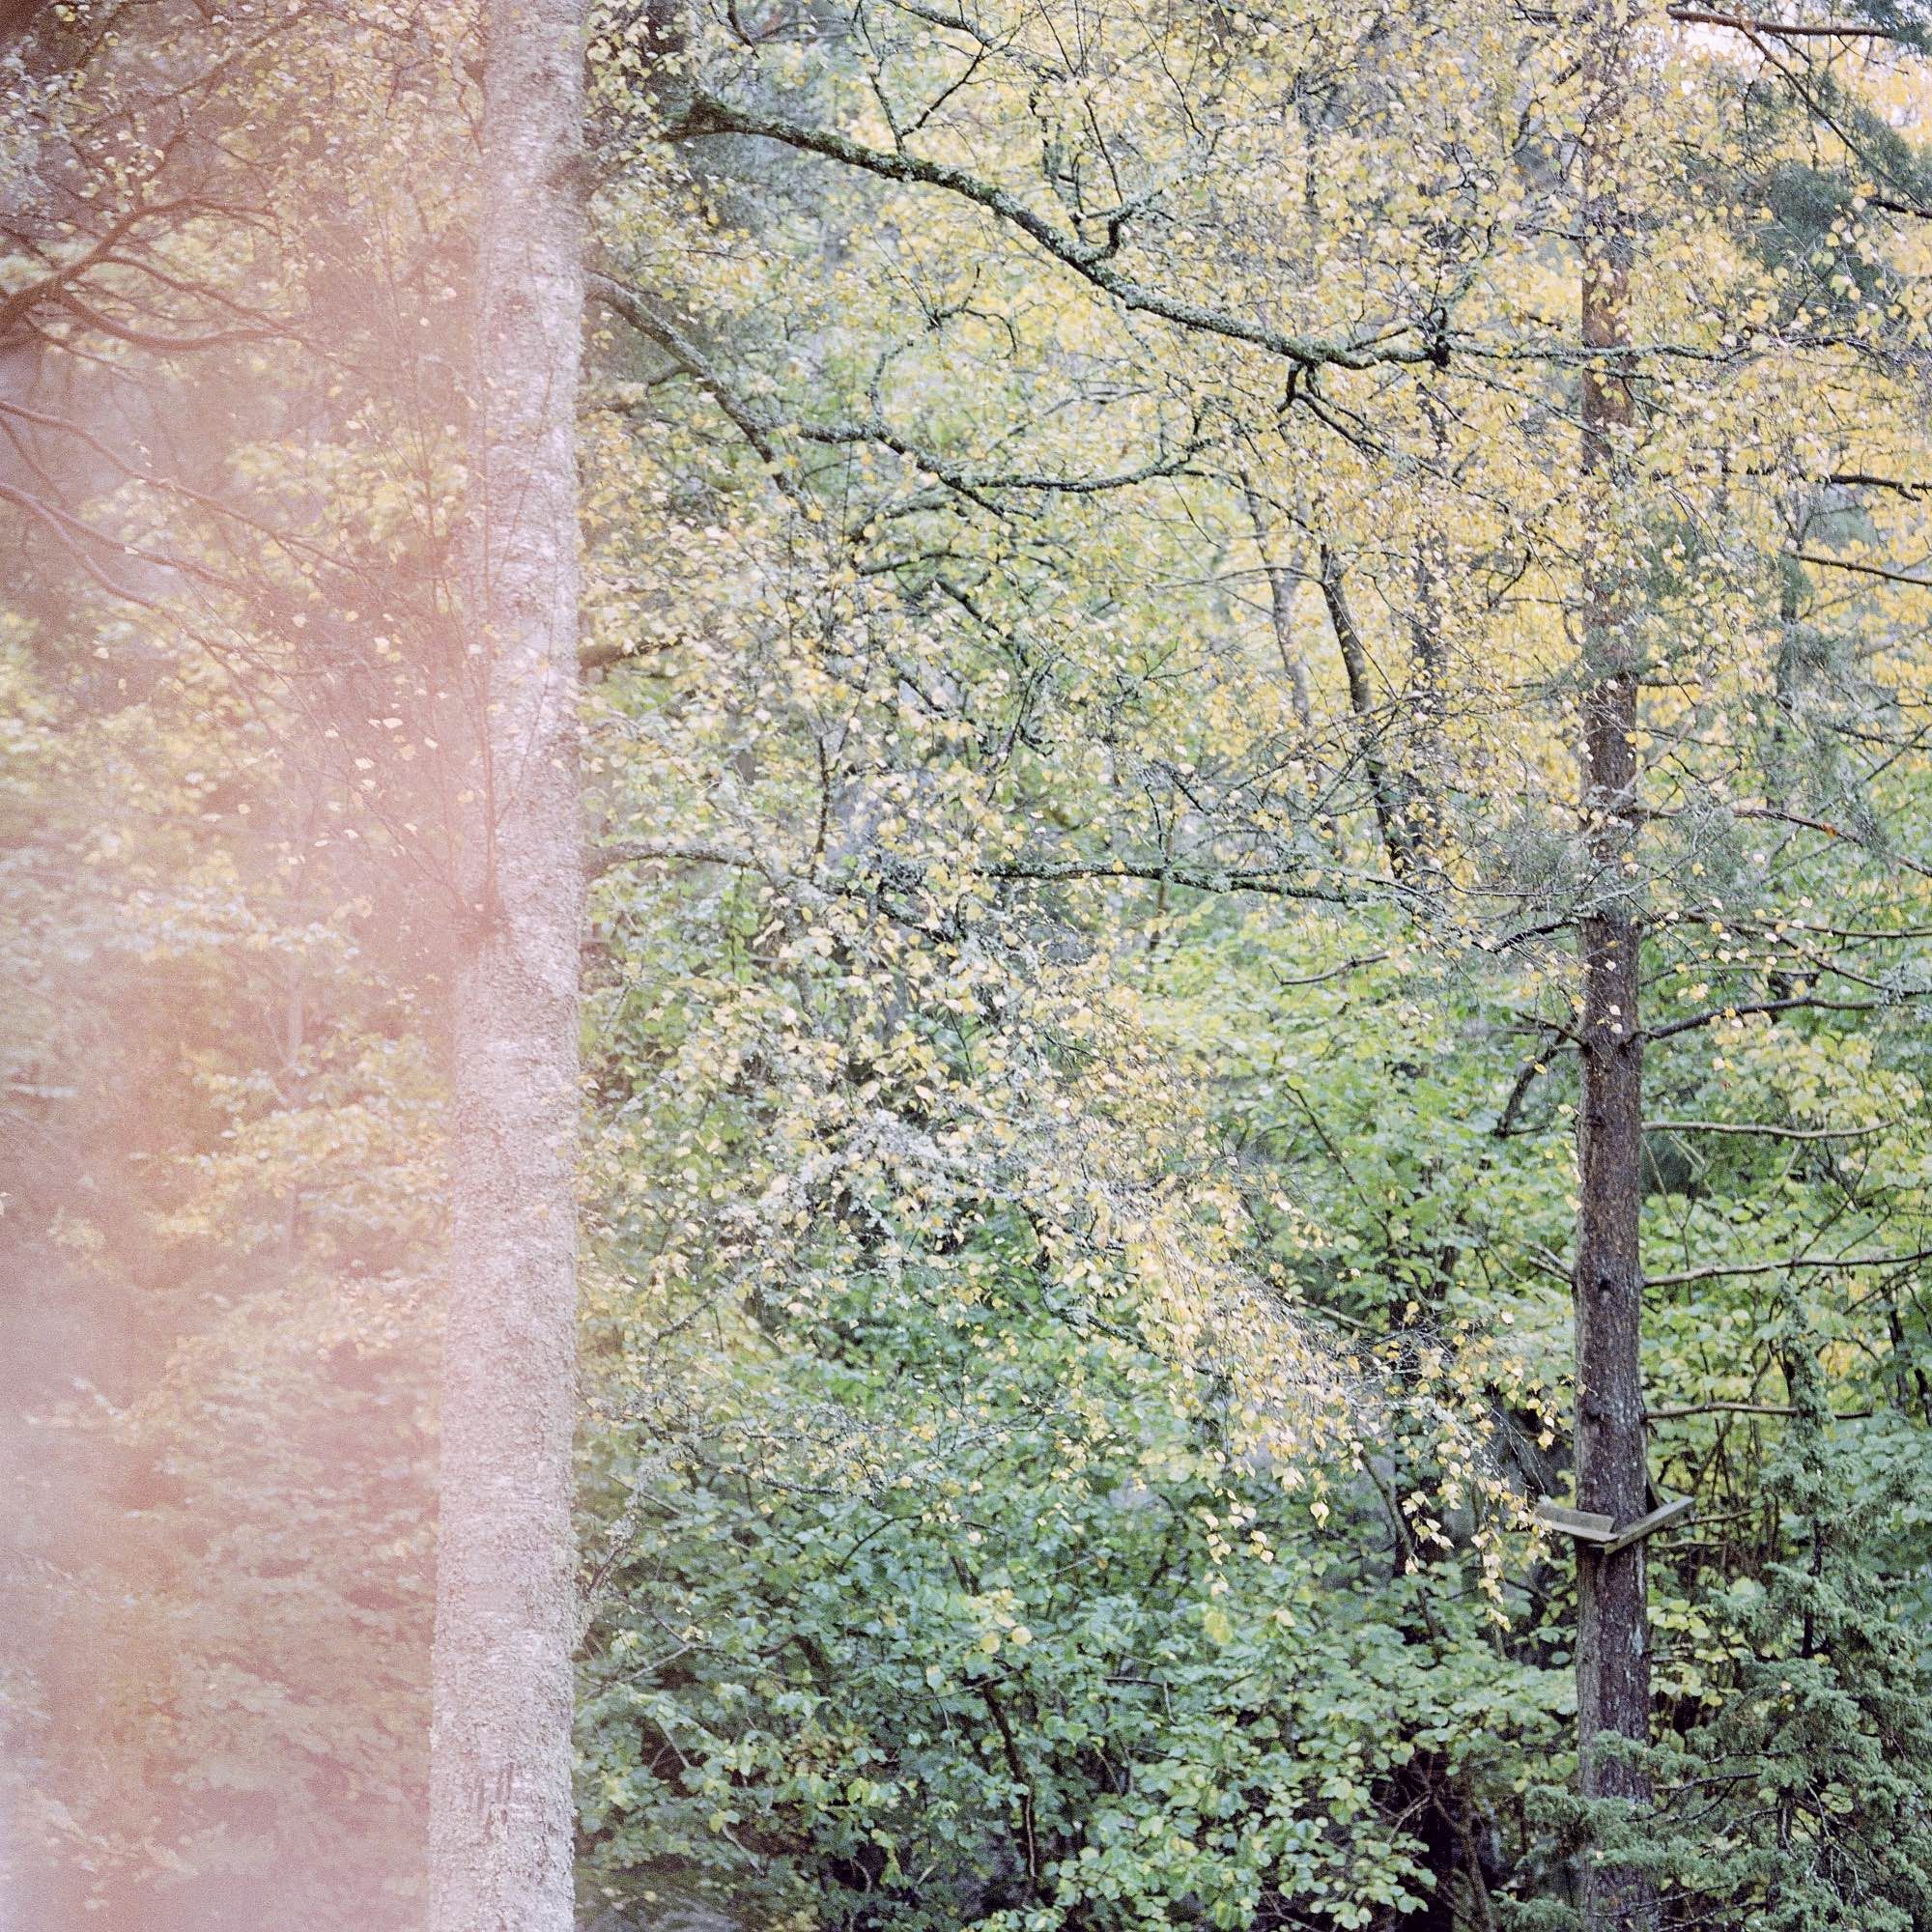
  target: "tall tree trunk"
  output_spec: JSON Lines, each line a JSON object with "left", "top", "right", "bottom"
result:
{"left": 1573, "top": 5, "right": 1654, "bottom": 1929}
{"left": 430, "top": 1, "right": 586, "bottom": 1927}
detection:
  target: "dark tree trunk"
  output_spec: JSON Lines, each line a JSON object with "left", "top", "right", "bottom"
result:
{"left": 1573, "top": 6, "right": 1655, "bottom": 1929}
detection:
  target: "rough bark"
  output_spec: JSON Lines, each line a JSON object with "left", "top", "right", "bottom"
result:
{"left": 429, "top": 1, "right": 586, "bottom": 1928}
{"left": 1573, "top": 5, "right": 1655, "bottom": 1928}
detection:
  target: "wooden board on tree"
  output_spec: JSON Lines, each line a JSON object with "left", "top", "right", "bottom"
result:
{"left": 1535, "top": 1493, "right": 1694, "bottom": 1553}
{"left": 1534, "top": 1501, "right": 1616, "bottom": 1542}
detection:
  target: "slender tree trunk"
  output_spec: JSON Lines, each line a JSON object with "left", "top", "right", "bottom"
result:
{"left": 429, "top": 1, "right": 586, "bottom": 1927}
{"left": 1405, "top": 387, "right": 1451, "bottom": 863}
{"left": 1319, "top": 541, "right": 1421, "bottom": 880}
{"left": 1573, "top": 6, "right": 1654, "bottom": 1929}
{"left": 1237, "top": 470, "right": 1315, "bottom": 727}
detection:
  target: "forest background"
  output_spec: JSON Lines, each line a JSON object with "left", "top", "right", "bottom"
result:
{"left": 4, "top": 1, "right": 1932, "bottom": 1930}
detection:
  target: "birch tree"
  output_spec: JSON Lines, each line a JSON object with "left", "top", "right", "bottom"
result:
{"left": 430, "top": 2, "right": 587, "bottom": 1927}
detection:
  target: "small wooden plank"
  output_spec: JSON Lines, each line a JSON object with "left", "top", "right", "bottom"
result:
{"left": 1534, "top": 1500, "right": 1617, "bottom": 1543}
{"left": 1604, "top": 1492, "right": 1694, "bottom": 1555}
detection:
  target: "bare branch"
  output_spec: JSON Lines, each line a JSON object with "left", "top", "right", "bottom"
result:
{"left": 1644, "top": 1118, "right": 1892, "bottom": 1139}
{"left": 673, "top": 92, "right": 1441, "bottom": 376}
{"left": 1666, "top": 9, "right": 1899, "bottom": 37}
{"left": 1647, "top": 985, "right": 1932, "bottom": 1041}
{"left": 1646, "top": 1248, "right": 1932, "bottom": 1286}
